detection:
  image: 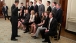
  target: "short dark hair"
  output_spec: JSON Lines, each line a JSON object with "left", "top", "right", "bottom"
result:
{"left": 47, "top": 1, "right": 50, "bottom": 4}
{"left": 57, "top": 3, "right": 61, "bottom": 7}
{"left": 53, "top": 2, "right": 57, "bottom": 5}
{"left": 30, "top": 1, "right": 33, "bottom": 4}
{"left": 50, "top": 12, "right": 54, "bottom": 17}
{"left": 39, "top": 0, "right": 42, "bottom": 2}
{"left": 15, "top": 1, "right": 19, "bottom": 3}
{"left": 21, "top": 2, "right": 23, "bottom": 4}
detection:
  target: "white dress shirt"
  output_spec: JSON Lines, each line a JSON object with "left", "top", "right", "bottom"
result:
{"left": 48, "top": 17, "right": 53, "bottom": 29}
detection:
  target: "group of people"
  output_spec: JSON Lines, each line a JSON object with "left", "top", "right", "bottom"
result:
{"left": 10, "top": 0, "right": 62, "bottom": 43}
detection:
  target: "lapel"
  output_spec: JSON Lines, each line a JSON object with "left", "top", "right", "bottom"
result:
{"left": 50, "top": 18, "right": 54, "bottom": 26}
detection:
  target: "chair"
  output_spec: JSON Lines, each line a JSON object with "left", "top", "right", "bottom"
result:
{"left": 54, "top": 23, "right": 61, "bottom": 40}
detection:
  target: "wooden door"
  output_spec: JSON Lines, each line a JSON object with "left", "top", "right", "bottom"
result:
{"left": 26, "top": 0, "right": 29, "bottom": 2}
{"left": 0, "top": 0, "right": 4, "bottom": 16}
{"left": 59, "top": 0, "right": 68, "bottom": 28}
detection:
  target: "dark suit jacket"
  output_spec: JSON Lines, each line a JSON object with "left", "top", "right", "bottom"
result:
{"left": 34, "top": 4, "right": 38, "bottom": 13}
{"left": 38, "top": 4, "right": 45, "bottom": 16}
{"left": 43, "top": 17, "right": 49, "bottom": 28}
{"left": 56, "top": 8, "right": 63, "bottom": 23}
{"left": 47, "top": 6, "right": 52, "bottom": 12}
{"left": 47, "top": 18, "right": 57, "bottom": 36}
{"left": 28, "top": 6, "right": 34, "bottom": 13}
{"left": 24, "top": 13, "right": 30, "bottom": 23}
{"left": 11, "top": 4, "right": 19, "bottom": 23}
{"left": 2, "top": 6, "right": 8, "bottom": 14}
{"left": 20, "top": 6, "right": 26, "bottom": 14}
{"left": 52, "top": 7, "right": 57, "bottom": 17}
{"left": 18, "top": 13, "right": 23, "bottom": 20}
{"left": 34, "top": 15, "right": 41, "bottom": 24}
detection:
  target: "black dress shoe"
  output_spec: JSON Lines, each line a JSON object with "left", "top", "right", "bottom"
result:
{"left": 11, "top": 39, "right": 18, "bottom": 41}
{"left": 24, "top": 31, "right": 28, "bottom": 33}
{"left": 16, "top": 35, "right": 20, "bottom": 37}
{"left": 32, "top": 36, "right": 38, "bottom": 39}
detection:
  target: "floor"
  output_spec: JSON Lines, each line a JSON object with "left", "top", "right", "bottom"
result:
{"left": 61, "top": 28, "right": 76, "bottom": 41}
{"left": 0, "top": 18, "right": 76, "bottom": 43}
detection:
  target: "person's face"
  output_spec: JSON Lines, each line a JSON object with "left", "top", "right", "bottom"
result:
{"left": 35, "top": 13, "right": 38, "bottom": 16}
{"left": 34, "top": 1, "right": 36, "bottom": 5}
{"left": 56, "top": 4, "right": 59, "bottom": 9}
{"left": 21, "top": 4, "right": 23, "bottom": 6}
{"left": 29, "top": 2, "right": 32, "bottom": 6}
{"left": 39, "top": 1, "right": 41, "bottom": 4}
{"left": 46, "top": 2, "right": 49, "bottom": 6}
{"left": 15, "top": 3, "right": 19, "bottom": 6}
{"left": 49, "top": 13, "right": 52, "bottom": 18}
{"left": 44, "top": 13, "right": 47, "bottom": 16}
{"left": 26, "top": 2, "right": 29, "bottom": 6}
{"left": 52, "top": 3, "right": 54, "bottom": 7}
{"left": 26, "top": 10, "right": 28, "bottom": 13}
{"left": 24, "top": 10, "right": 26, "bottom": 13}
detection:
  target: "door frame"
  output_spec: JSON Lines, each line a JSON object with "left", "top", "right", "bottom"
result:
{"left": 59, "top": 0, "right": 68, "bottom": 28}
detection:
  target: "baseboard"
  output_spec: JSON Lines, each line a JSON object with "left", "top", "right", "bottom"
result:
{"left": 65, "top": 29, "right": 76, "bottom": 35}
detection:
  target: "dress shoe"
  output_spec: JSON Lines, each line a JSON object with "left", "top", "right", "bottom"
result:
{"left": 32, "top": 36, "right": 38, "bottom": 39}
{"left": 11, "top": 39, "right": 18, "bottom": 41}
{"left": 24, "top": 31, "right": 28, "bottom": 33}
{"left": 16, "top": 35, "right": 20, "bottom": 37}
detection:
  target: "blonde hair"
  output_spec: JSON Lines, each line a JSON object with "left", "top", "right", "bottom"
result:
{"left": 31, "top": 10, "right": 35, "bottom": 15}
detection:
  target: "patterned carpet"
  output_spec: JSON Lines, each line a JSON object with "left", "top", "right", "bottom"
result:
{"left": 0, "top": 18, "right": 76, "bottom": 43}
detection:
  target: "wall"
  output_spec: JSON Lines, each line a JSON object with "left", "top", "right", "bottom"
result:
{"left": 5, "top": 0, "right": 15, "bottom": 16}
{"left": 4, "top": 0, "right": 26, "bottom": 16}
{"left": 66, "top": 0, "right": 76, "bottom": 32}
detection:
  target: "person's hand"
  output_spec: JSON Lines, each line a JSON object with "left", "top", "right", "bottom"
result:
{"left": 45, "top": 29, "right": 49, "bottom": 32}
{"left": 22, "top": 20, "right": 24, "bottom": 22}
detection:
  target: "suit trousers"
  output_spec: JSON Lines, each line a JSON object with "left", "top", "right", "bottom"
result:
{"left": 40, "top": 30, "right": 52, "bottom": 43}
{"left": 11, "top": 21, "right": 18, "bottom": 39}
{"left": 3, "top": 12, "right": 9, "bottom": 20}
{"left": 34, "top": 27, "right": 46, "bottom": 37}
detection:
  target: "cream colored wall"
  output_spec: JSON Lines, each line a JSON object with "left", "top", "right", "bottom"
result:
{"left": 66, "top": 0, "right": 76, "bottom": 32}
{"left": 18, "top": 0, "right": 26, "bottom": 8}
{"left": 5, "top": 0, "right": 15, "bottom": 16}
{"left": 4, "top": 0, "right": 26, "bottom": 16}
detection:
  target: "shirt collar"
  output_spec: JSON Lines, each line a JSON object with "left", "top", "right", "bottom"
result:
{"left": 53, "top": 6, "right": 56, "bottom": 8}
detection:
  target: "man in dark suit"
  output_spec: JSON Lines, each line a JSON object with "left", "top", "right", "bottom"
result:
{"left": 34, "top": 0, "right": 38, "bottom": 13}
{"left": 55, "top": 4, "right": 63, "bottom": 40}
{"left": 28, "top": 1, "right": 34, "bottom": 13}
{"left": 10, "top": 1, "right": 20, "bottom": 41}
{"left": 20, "top": 3, "right": 26, "bottom": 15}
{"left": 41, "top": 12, "right": 57, "bottom": 43}
{"left": 2, "top": 3, "right": 9, "bottom": 20}
{"left": 51, "top": 2, "right": 57, "bottom": 17}
{"left": 38, "top": 0, "right": 45, "bottom": 18}
{"left": 22, "top": 9, "right": 30, "bottom": 33}
{"left": 56, "top": 4, "right": 63, "bottom": 23}
{"left": 46, "top": 1, "right": 52, "bottom": 12}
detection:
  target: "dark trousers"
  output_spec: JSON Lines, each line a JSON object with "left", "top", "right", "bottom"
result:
{"left": 25, "top": 23, "right": 29, "bottom": 32}
{"left": 40, "top": 29, "right": 51, "bottom": 43}
{"left": 3, "top": 12, "right": 9, "bottom": 20}
{"left": 11, "top": 21, "right": 18, "bottom": 39}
